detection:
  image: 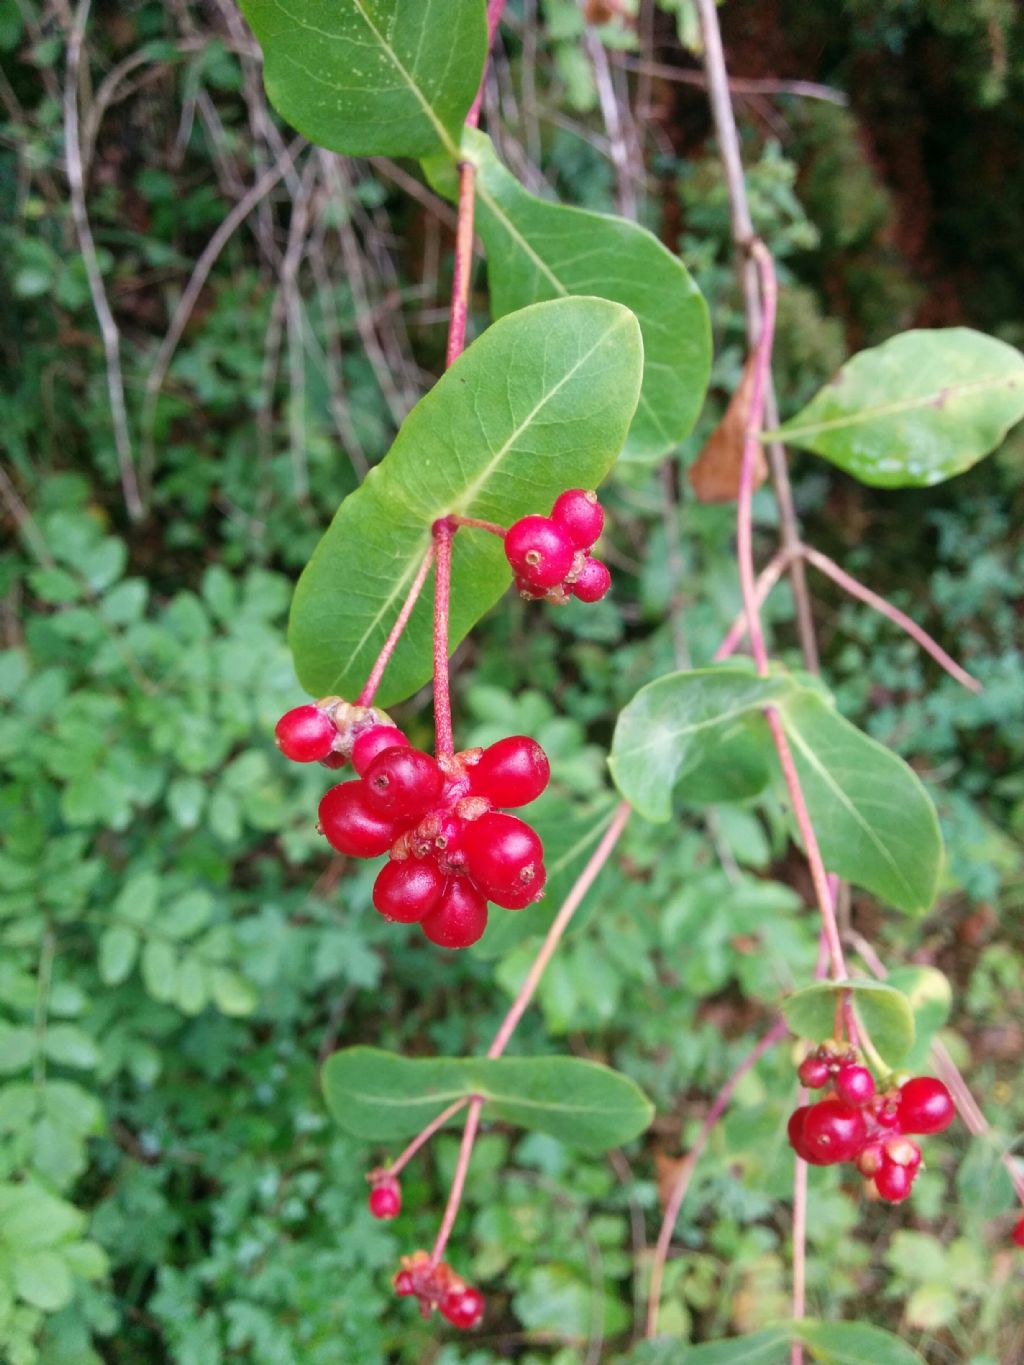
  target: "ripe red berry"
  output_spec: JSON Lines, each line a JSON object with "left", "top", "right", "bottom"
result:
{"left": 801, "top": 1099, "right": 867, "bottom": 1164}
{"left": 786, "top": 1106, "right": 830, "bottom": 1166}
{"left": 463, "top": 812, "right": 544, "bottom": 906}
{"left": 364, "top": 747, "right": 444, "bottom": 822}
{"left": 369, "top": 1179, "right": 401, "bottom": 1220}
{"left": 352, "top": 725, "right": 409, "bottom": 776}
{"left": 420, "top": 879, "right": 489, "bottom": 949}
{"left": 551, "top": 488, "right": 604, "bottom": 548}
{"left": 319, "top": 781, "right": 401, "bottom": 858}
{"left": 1012, "top": 1214, "right": 1024, "bottom": 1248}
{"left": 874, "top": 1158, "right": 913, "bottom": 1203}
{"left": 471, "top": 736, "right": 550, "bottom": 809}
{"left": 440, "top": 1285, "right": 484, "bottom": 1330}
{"left": 834, "top": 1064, "right": 876, "bottom": 1108}
{"left": 897, "top": 1076, "right": 955, "bottom": 1135}
{"left": 274, "top": 705, "right": 336, "bottom": 762}
{"left": 394, "top": 1270, "right": 416, "bottom": 1296}
{"left": 570, "top": 556, "right": 611, "bottom": 603}
{"left": 514, "top": 575, "right": 549, "bottom": 601}
{"left": 373, "top": 858, "right": 446, "bottom": 923}
{"left": 797, "top": 1056, "right": 831, "bottom": 1089}
{"left": 504, "top": 515, "right": 575, "bottom": 589}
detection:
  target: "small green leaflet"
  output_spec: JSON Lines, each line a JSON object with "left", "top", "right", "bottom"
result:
{"left": 776, "top": 328, "right": 1024, "bottom": 487}
{"left": 289, "top": 297, "right": 643, "bottom": 705}
{"left": 240, "top": 0, "right": 487, "bottom": 158}
{"left": 428, "top": 130, "right": 711, "bottom": 460}
{"left": 629, "top": 1321, "right": 926, "bottom": 1364}
{"left": 782, "top": 979, "right": 915, "bottom": 1067}
{"left": 610, "top": 666, "right": 943, "bottom": 914}
{"left": 321, "top": 1046, "right": 654, "bottom": 1150}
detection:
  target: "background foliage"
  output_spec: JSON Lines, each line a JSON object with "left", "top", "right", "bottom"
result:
{"left": 1, "top": 1, "right": 1022, "bottom": 1361}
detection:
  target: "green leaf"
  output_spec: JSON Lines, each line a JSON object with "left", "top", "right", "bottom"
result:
{"left": 98, "top": 925, "right": 139, "bottom": 985}
{"left": 429, "top": 129, "right": 711, "bottom": 460}
{"left": 795, "top": 1320, "right": 927, "bottom": 1364}
{"left": 141, "top": 939, "right": 178, "bottom": 1004}
{"left": 239, "top": 0, "right": 487, "bottom": 158}
{"left": 322, "top": 1046, "right": 653, "bottom": 1150}
{"left": 884, "top": 965, "right": 951, "bottom": 1071}
{"left": 11, "top": 1249, "right": 73, "bottom": 1312}
{"left": 629, "top": 1322, "right": 925, "bottom": 1364}
{"left": 608, "top": 667, "right": 791, "bottom": 821}
{"left": 210, "top": 968, "right": 259, "bottom": 1017}
{"left": 782, "top": 979, "right": 915, "bottom": 1067}
{"left": 289, "top": 298, "right": 643, "bottom": 705}
{"left": 776, "top": 328, "right": 1024, "bottom": 487}
{"left": 0, "top": 1026, "right": 35, "bottom": 1075}
{"left": 43, "top": 1026, "right": 100, "bottom": 1070}
{"left": 775, "top": 690, "right": 943, "bottom": 914}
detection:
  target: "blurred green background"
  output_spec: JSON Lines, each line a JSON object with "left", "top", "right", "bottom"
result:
{"left": 1, "top": 1, "right": 1022, "bottom": 1361}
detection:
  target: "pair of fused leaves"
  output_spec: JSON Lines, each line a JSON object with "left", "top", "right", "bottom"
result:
{"left": 321, "top": 1045, "right": 653, "bottom": 1151}
{"left": 608, "top": 666, "right": 943, "bottom": 916}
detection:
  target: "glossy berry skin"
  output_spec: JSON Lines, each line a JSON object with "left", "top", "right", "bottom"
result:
{"left": 373, "top": 858, "right": 445, "bottom": 923}
{"left": 874, "top": 1159, "right": 913, "bottom": 1203}
{"left": 319, "top": 781, "right": 401, "bottom": 858}
{"left": 440, "top": 1286, "right": 485, "bottom": 1330}
{"left": 551, "top": 488, "right": 604, "bottom": 548}
{"left": 504, "top": 515, "right": 575, "bottom": 589}
{"left": 275, "top": 705, "right": 336, "bottom": 763}
{"left": 394, "top": 1270, "right": 415, "bottom": 1296}
{"left": 786, "top": 1106, "right": 830, "bottom": 1166}
{"left": 368, "top": 1180, "right": 401, "bottom": 1220}
{"left": 1012, "top": 1214, "right": 1024, "bottom": 1248}
{"left": 352, "top": 725, "right": 409, "bottom": 776}
{"left": 834, "top": 1064, "right": 876, "bottom": 1107}
{"left": 801, "top": 1099, "right": 867, "bottom": 1164}
{"left": 364, "top": 746, "right": 444, "bottom": 822}
{"left": 420, "top": 879, "right": 489, "bottom": 949}
{"left": 463, "top": 812, "right": 544, "bottom": 905}
{"left": 897, "top": 1076, "right": 955, "bottom": 1135}
{"left": 471, "top": 736, "right": 550, "bottom": 809}
{"left": 490, "top": 860, "right": 546, "bottom": 910}
{"left": 571, "top": 556, "right": 611, "bottom": 603}
{"left": 797, "top": 1056, "right": 831, "bottom": 1089}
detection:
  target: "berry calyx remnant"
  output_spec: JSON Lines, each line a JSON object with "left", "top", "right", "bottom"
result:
{"left": 787, "top": 1044, "right": 953, "bottom": 1204}
{"left": 368, "top": 1175, "right": 401, "bottom": 1220}
{"left": 505, "top": 489, "right": 611, "bottom": 604}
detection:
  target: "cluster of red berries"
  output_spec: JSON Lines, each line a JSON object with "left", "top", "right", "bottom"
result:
{"left": 275, "top": 700, "right": 549, "bottom": 949}
{"left": 788, "top": 1043, "right": 955, "bottom": 1203}
{"left": 393, "top": 1250, "right": 484, "bottom": 1330}
{"left": 504, "top": 488, "right": 611, "bottom": 604}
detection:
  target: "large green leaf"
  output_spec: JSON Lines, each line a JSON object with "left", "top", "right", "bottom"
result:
{"left": 289, "top": 298, "right": 643, "bottom": 704}
{"left": 428, "top": 130, "right": 711, "bottom": 460}
{"left": 608, "top": 667, "right": 793, "bottom": 821}
{"left": 240, "top": 0, "right": 486, "bottom": 158}
{"left": 629, "top": 1322, "right": 925, "bottom": 1364}
{"left": 775, "top": 690, "right": 943, "bottom": 915}
{"left": 782, "top": 979, "right": 915, "bottom": 1067}
{"left": 321, "top": 1046, "right": 653, "bottom": 1150}
{"left": 885, "top": 965, "right": 951, "bottom": 1071}
{"left": 776, "top": 328, "right": 1024, "bottom": 487}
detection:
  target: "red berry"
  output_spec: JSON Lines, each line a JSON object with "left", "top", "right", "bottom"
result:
{"left": 786, "top": 1106, "right": 830, "bottom": 1166}
{"left": 492, "top": 860, "right": 546, "bottom": 909}
{"left": 874, "top": 1157, "right": 914, "bottom": 1203}
{"left": 834, "top": 1064, "right": 876, "bottom": 1108}
{"left": 274, "top": 705, "right": 336, "bottom": 763}
{"left": 373, "top": 858, "right": 445, "bottom": 923}
{"left": 394, "top": 1270, "right": 416, "bottom": 1296}
{"left": 897, "top": 1076, "right": 955, "bottom": 1135}
{"left": 352, "top": 725, "right": 409, "bottom": 776}
{"left": 318, "top": 781, "right": 401, "bottom": 858}
{"left": 801, "top": 1099, "right": 867, "bottom": 1164}
{"left": 551, "top": 488, "right": 604, "bottom": 548}
{"left": 420, "top": 879, "right": 489, "bottom": 949}
{"left": 514, "top": 575, "right": 549, "bottom": 601}
{"left": 369, "top": 1180, "right": 401, "bottom": 1220}
{"left": 472, "top": 736, "right": 550, "bottom": 809}
{"left": 440, "top": 1285, "right": 484, "bottom": 1330}
{"left": 463, "top": 812, "right": 544, "bottom": 906}
{"left": 504, "top": 516, "right": 575, "bottom": 589}
{"left": 797, "top": 1056, "right": 831, "bottom": 1089}
{"left": 1012, "top": 1214, "right": 1024, "bottom": 1248}
{"left": 570, "top": 556, "right": 611, "bottom": 603}
{"left": 364, "top": 747, "right": 443, "bottom": 822}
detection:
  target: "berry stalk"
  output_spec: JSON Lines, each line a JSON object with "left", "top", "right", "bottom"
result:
{"left": 432, "top": 518, "right": 455, "bottom": 759}
{"left": 357, "top": 542, "right": 437, "bottom": 706}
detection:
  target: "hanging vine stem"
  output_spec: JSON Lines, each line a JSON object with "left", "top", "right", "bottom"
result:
{"left": 432, "top": 518, "right": 456, "bottom": 759}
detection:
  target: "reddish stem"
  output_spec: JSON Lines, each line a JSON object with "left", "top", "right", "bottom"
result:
{"left": 432, "top": 518, "right": 455, "bottom": 758}
{"left": 800, "top": 544, "right": 983, "bottom": 694}
{"left": 449, "top": 514, "right": 507, "bottom": 537}
{"left": 357, "top": 543, "right": 437, "bottom": 706}
{"left": 645, "top": 1017, "right": 789, "bottom": 1337}
{"left": 430, "top": 1097, "right": 484, "bottom": 1265}
{"left": 384, "top": 1098, "right": 470, "bottom": 1179}
{"left": 714, "top": 547, "right": 793, "bottom": 662}
{"left": 466, "top": 0, "right": 509, "bottom": 129}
